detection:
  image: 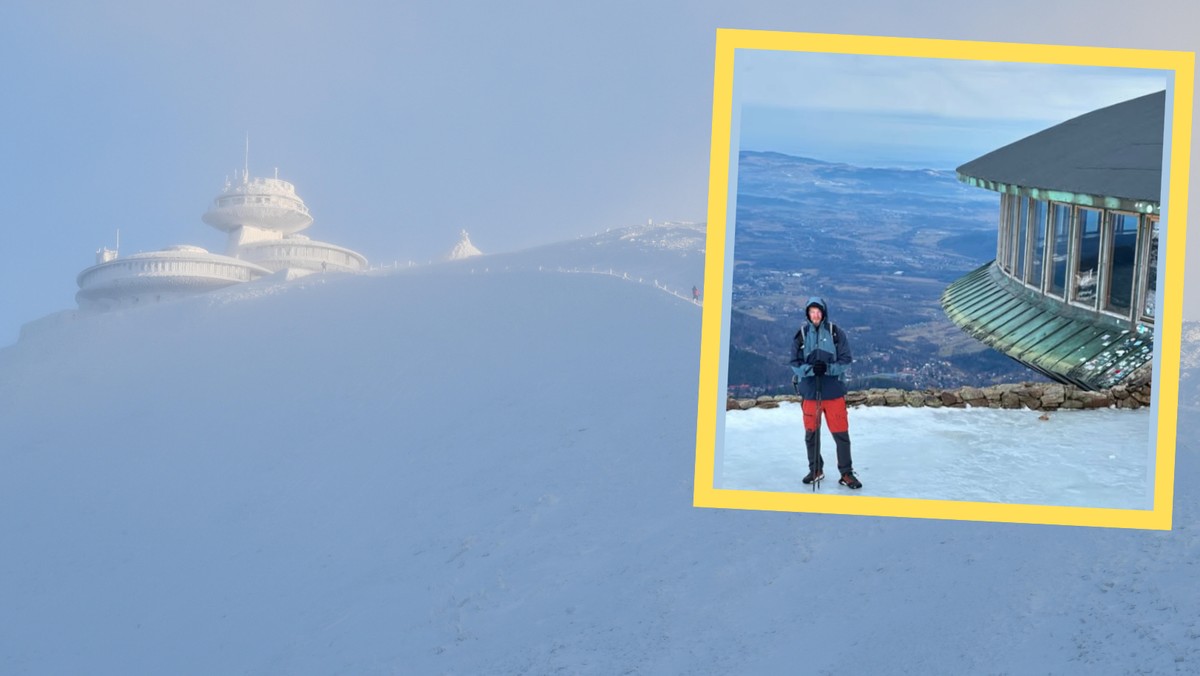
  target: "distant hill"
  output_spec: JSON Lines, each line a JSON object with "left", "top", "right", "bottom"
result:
{"left": 729, "top": 150, "right": 1046, "bottom": 395}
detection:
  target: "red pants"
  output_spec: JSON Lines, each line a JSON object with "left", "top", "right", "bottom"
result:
{"left": 802, "top": 397, "right": 849, "bottom": 433}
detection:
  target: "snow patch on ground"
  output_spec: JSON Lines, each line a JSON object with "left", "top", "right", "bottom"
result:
{"left": 723, "top": 404, "right": 1153, "bottom": 509}
{"left": 0, "top": 263, "right": 1195, "bottom": 674}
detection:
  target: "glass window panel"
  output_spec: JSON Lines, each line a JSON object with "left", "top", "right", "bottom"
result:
{"left": 1027, "top": 200, "right": 1047, "bottom": 288}
{"left": 1049, "top": 203, "right": 1071, "bottom": 298}
{"left": 1104, "top": 212, "right": 1139, "bottom": 316}
{"left": 1143, "top": 219, "right": 1159, "bottom": 320}
{"left": 996, "top": 195, "right": 1006, "bottom": 262}
{"left": 1072, "top": 208, "right": 1102, "bottom": 307}
{"left": 1007, "top": 195, "right": 1020, "bottom": 273}
{"left": 1016, "top": 198, "right": 1029, "bottom": 280}
{"left": 999, "top": 195, "right": 1013, "bottom": 272}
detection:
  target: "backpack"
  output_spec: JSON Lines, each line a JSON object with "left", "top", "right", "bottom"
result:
{"left": 796, "top": 322, "right": 841, "bottom": 362}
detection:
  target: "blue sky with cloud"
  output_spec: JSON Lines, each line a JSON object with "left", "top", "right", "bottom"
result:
{"left": 733, "top": 51, "right": 1171, "bottom": 168}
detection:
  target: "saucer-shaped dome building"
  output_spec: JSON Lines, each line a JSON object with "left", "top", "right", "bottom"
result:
{"left": 941, "top": 91, "right": 1164, "bottom": 390}
{"left": 76, "top": 167, "right": 368, "bottom": 310}
{"left": 76, "top": 245, "right": 272, "bottom": 310}
{"left": 202, "top": 175, "right": 314, "bottom": 241}
{"left": 237, "top": 234, "right": 368, "bottom": 273}
{"left": 202, "top": 172, "right": 367, "bottom": 272}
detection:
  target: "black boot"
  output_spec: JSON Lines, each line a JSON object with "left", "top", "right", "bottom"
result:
{"left": 832, "top": 431, "right": 853, "bottom": 476}
{"left": 804, "top": 429, "right": 823, "bottom": 483}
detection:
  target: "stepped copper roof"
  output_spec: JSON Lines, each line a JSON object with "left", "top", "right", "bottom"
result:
{"left": 941, "top": 263, "right": 1153, "bottom": 390}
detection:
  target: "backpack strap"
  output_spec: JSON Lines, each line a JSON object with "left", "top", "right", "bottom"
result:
{"left": 798, "top": 322, "right": 840, "bottom": 362}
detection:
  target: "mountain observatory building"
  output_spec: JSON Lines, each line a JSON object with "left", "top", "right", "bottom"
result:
{"left": 76, "top": 170, "right": 368, "bottom": 309}
{"left": 940, "top": 90, "right": 1165, "bottom": 391}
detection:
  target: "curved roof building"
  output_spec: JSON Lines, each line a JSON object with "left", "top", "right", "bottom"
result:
{"left": 237, "top": 234, "right": 368, "bottom": 273}
{"left": 203, "top": 175, "right": 313, "bottom": 240}
{"left": 77, "top": 245, "right": 271, "bottom": 309}
{"left": 202, "top": 172, "right": 367, "bottom": 272}
{"left": 941, "top": 91, "right": 1164, "bottom": 390}
{"left": 77, "top": 168, "right": 368, "bottom": 309}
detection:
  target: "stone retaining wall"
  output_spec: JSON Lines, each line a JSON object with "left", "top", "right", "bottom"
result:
{"left": 727, "top": 381, "right": 1153, "bottom": 412}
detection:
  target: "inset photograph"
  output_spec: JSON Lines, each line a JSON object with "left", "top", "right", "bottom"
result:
{"left": 694, "top": 31, "right": 1193, "bottom": 529}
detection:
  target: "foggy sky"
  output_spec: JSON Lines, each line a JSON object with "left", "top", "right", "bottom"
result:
{"left": 1, "top": 0, "right": 1198, "bottom": 345}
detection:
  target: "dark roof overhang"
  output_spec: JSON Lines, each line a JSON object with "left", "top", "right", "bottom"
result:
{"left": 957, "top": 90, "right": 1166, "bottom": 215}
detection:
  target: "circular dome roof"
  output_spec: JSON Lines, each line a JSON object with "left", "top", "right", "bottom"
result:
{"left": 163, "top": 244, "right": 209, "bottom": 253}
{"left": 126, "top": 245, "right": 237, "bottom": 261}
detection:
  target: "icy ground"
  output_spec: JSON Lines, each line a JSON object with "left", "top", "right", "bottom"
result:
{"left": 723, "top": 404, "right": 1154, "bottom": 509}
{"left": 2, "top": 261, "right": 1198, "bottom": 674}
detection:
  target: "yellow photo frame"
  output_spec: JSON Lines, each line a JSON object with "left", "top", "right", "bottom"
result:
{"left": 694, "top": 29, "right": 1194, "bottom": 530}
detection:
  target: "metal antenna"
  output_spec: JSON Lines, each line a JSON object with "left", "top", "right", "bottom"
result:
{"left": 243, "top": 133, "right": 250, "bottom": 184}
{"left": 116, "top": 228, "right": 120, "bottom": 253}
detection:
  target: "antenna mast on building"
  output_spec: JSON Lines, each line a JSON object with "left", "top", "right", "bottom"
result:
{"left": 243, "top": 133, "right": 250, "bottom": 184}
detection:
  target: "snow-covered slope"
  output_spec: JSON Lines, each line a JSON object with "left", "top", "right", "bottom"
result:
{"left": 1, "top": 264, "right": 1197, "bottom": 674}
{"left": 446, "top": 220, "right": 706, "bottom": 302}
{"left": 724, "top": 404, "right": 1153, "bottom": 509}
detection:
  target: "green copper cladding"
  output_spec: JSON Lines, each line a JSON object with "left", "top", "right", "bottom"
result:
{"left": 956, "top": 174, "right": 1160, "bottom": 215}
{"left": 940, "top": 262, "right": 1154, "bottom": 391}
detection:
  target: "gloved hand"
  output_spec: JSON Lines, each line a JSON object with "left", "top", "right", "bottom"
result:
{"left": 812, "top": 361, "right": 827, "bottom": 377}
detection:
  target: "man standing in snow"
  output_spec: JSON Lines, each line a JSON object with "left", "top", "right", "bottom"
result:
{"left": 789, "top": 297, "right": 862, "bottom": 489}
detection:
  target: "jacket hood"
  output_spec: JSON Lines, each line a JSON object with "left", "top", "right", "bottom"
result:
{"left": 805, "top": 296, "right": 828, "bottom": 319}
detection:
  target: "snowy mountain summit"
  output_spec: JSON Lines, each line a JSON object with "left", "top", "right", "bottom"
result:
{"left": 2, "top": 224, "right": 1197, "bottom": 675}
{"left": 462, "top": 220, "right": 706, "bottom": 301}
{"left": 447, "top": 229, "right": 483, "bottom": 260}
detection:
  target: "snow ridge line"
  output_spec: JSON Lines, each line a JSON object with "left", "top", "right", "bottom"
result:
{"left": 461, "top": 264, "right": 704, "bottom": 309}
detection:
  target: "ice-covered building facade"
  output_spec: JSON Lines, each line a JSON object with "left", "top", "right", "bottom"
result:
{"left": 76, "top": 170, "right": 367, "bottom": 310}
{"left": 202, "top": 174, "right": 367, "bottom": 273}
{"left": 940, "top": 91, "right": 1164, "bottom": 390}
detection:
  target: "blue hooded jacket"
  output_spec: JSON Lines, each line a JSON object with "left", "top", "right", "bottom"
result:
{"left": 789, "top": 296, "right": 853, "bottom": 400}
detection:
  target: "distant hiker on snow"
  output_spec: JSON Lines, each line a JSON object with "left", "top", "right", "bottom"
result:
{"left": 692, "top": 285, "right": 700, "bottom": 302}
{"left": 789, "top": 296, "right": 862, "bottom": 489}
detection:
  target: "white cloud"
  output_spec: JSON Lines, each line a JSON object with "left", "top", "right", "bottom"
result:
{"left": 734, "top": 50, "right": 1170, "bottom": 123}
